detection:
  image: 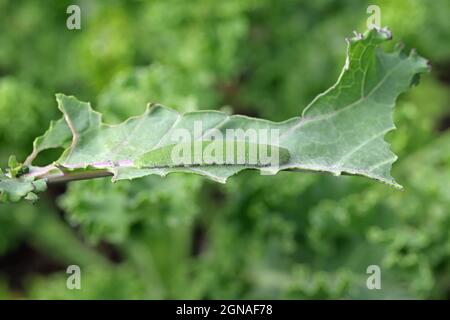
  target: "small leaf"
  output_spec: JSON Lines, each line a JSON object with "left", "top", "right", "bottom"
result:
{"left": 0, "top": 174, "right": 45, "bottom": 203}
{"left": 24, "top": 192, "right": 39, "bottom": 203}
{"left": 8, "top": 155, "right": 18, "bottom": 170}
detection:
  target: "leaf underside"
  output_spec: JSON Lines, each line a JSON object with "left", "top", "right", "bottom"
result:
{"left": 0, "top": 28, "right": 429, "bottom": 202}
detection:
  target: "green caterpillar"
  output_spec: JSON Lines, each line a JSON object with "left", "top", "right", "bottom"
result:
{"left": 136, "top": 141, "right": 291, "bottom": 168}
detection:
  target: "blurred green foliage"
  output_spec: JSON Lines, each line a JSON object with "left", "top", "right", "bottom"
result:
{"left": 0, "top": 0, "right": 449, "bottom": 299}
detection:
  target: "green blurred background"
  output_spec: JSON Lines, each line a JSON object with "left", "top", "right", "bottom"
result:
{"left": 0, "top": 0, "right": 449, "bottom": 299}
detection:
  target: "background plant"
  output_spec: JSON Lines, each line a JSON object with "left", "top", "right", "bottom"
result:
{"left": 0, "top": 0, "right": 449, "bottom": 299}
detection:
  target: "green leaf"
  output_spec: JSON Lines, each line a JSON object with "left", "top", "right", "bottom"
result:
{"left": 8, "top": 155, "right": 19, "bottom": 171}
{"left": 2, "top": 28, "right": 429, "bottom": 202}
{"left": 0, "top": 169, "right": 47, "bottom": 203}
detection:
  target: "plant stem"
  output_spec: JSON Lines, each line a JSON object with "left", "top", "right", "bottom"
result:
{"left": 25, "top": 160, "right": 135, "bottom": 184}
{"left": 45, "top": 170, "right": 113, "bottom": 184}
